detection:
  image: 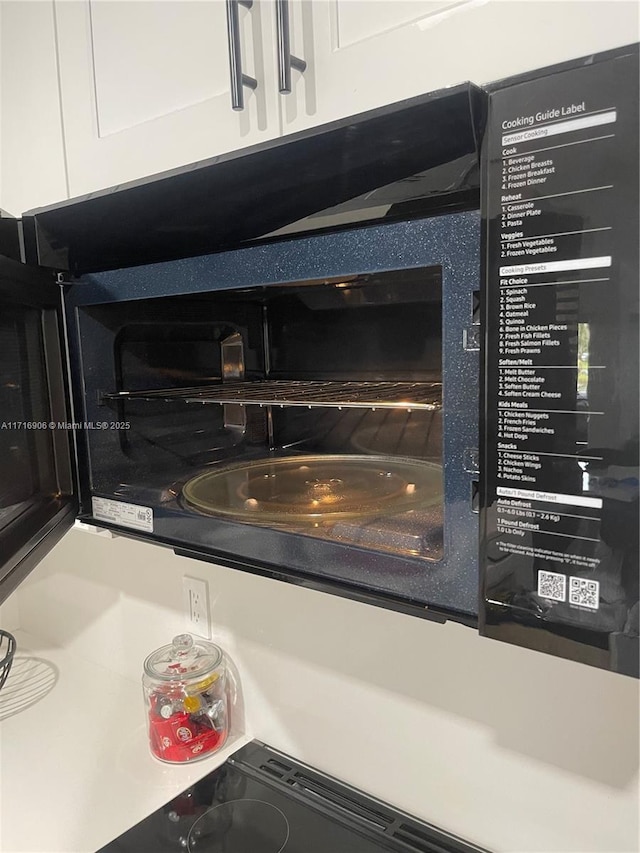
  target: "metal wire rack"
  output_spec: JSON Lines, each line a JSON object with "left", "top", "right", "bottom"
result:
{"left": 0, "top": 630, "right": 16, "bottom": 692}
{"left": 104, "top": 380, "right": 443, "bottom": 411}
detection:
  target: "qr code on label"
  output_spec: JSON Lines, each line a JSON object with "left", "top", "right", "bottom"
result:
{"left": 537, "top": 570, "right": 566, "bottom": 602}
{"left": 569, "top": 577, "right": 600, "bottom": 610}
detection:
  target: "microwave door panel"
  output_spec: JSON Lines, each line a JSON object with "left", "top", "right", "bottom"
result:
{"left": 0, "top": 255, "right": 77, "bottom": 603}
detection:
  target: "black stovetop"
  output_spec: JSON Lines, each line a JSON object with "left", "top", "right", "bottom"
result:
{"left": 98, "top": 741, "right": 487, "bottom": 853}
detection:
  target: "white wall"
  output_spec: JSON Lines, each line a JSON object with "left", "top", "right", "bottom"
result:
{"left": 0, "top": 594, "right": 20, "bottom": 634}
{"left": 15, "top": 528, "right": 640, "bottom": 853}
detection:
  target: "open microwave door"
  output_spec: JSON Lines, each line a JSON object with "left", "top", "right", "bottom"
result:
{"left": 0, "top": 251, "right": 77, "bottom": 604}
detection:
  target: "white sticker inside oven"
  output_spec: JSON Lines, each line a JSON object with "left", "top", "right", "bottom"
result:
{"left": 92, "top": 497, "right": 154, "bottom": 532}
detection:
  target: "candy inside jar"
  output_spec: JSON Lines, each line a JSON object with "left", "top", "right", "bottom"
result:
{"left": 143, "top": 634, "right": 229, "bottom": 763}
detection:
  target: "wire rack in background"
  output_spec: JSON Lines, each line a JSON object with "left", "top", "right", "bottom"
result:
{"left": 104, "top": 380, "right": 443, "bottom": 411}
{"left": 0, "top": 630, "right": 16, "bottom": 691}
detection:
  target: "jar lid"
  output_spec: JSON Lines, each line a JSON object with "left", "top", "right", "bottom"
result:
{"left": 143, "top": 634, "right": 223, "bottom": 683}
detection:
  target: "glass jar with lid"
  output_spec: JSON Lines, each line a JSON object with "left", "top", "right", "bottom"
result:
{"left": 143, "top": 633, "right": 228, "bottom": 763}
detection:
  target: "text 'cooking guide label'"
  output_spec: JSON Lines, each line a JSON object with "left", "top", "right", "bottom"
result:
{"left": 92, "top": 497, "right": 154, "bottom": 532}
{"left": 485, "top": 52, "right": 639, "bottom": 591}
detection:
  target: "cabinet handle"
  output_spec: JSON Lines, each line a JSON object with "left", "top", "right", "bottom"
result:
{"left": 276, "top": 0, "right": 306, "bottom": 94}
{"left": 226, "top": 0, "right": 257, "bottom": 111}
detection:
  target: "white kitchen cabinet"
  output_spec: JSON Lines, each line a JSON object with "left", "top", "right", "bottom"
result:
{"left": 0, "top": 1, "right": 67, "bottom": 216}
{"left": 279, "top": 0, "right": 639, "bottom": 133}
{"left": 54, "top": 0, "right": 282, "bottom": 197}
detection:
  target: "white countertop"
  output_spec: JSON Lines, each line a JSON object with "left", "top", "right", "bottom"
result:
{"left": 0, "top": 630, "right": 250, "bottom": 853}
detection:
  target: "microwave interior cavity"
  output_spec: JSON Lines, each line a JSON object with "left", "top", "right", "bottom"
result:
{"left": 86, "top": 269, "right": 443, "bottom": 548}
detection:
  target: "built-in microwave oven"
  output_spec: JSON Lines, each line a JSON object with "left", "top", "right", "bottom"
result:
{"left": 1, "top": 45, "right": 637, "bottom": 677}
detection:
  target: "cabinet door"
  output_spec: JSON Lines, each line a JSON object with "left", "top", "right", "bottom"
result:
{"left": 0, "top": 0, "right": 67, "bottom": 216}
{"left": 279, "top": 0, "right": 639, "bottom": 134}
{"left": 55, "top": 0, "right": 281, "bottom": 198}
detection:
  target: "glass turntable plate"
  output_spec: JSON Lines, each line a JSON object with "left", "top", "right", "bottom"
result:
{"left": 182, "top": 454, "right": 442, "bottom": 524}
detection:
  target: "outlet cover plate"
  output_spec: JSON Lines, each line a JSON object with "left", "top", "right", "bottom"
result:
{"left": 182, "top": 576, "right": 211, "bottom": 639}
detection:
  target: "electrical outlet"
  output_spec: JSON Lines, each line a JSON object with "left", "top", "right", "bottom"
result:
{"left": 182, "top": 576, "right": 211, "bottom": 639}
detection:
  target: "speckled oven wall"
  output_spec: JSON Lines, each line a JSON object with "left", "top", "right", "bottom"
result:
{"left": 66, "top": 212, "right": 480, "bottom": 617}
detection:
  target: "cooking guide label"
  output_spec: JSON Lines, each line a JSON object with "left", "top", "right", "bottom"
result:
{"left": 484, "top": 51, "right": 639, "bottom": 604}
